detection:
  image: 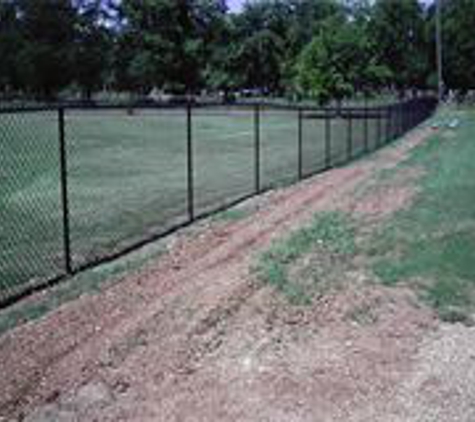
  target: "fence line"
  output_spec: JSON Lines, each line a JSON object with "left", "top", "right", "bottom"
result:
{"left": 0, "top": 97, "right": 437, "bottom": 307}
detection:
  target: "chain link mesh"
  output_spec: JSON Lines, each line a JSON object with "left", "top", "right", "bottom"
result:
{"left": 0, "top": 98, "right": 437, "bottom": 305}
{"left": 0, "top": 110, "right": 64, "bottom": 301}
{"left": 193, "top": 106, "right": 255, "bottom": 215}
{"left": 260, "top": 107, "right": 299, "bottom": 189}
{"left": 66, "top": 107, "right": 189, "bottom": 269}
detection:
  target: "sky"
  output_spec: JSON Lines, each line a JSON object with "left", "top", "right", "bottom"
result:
{"left": 227, "top": 0, "right": 246, "bottom": 13}
{"left": 227, "top": 0, "right": 434, "bottom": 14}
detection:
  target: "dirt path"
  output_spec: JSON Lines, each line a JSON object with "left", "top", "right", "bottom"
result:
{"left": 1, "top": 126, "right": 474, "bottom": 421}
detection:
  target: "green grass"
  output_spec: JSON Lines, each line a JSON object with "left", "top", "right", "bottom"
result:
{"left": 254, "top": 106, "right": 475, "bottom": 321}
{"left": 255, "top": 212, "right": 355, "bottom": 304}
{"left": 0, "top": 106, "right": 371, "bottom": 302}
{"left": 370, "top": 107, "right": 475, "bottom": 320}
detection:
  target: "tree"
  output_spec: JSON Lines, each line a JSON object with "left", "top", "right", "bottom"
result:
{"left": 1, "top": 0, "right": 468, "bottom": 102}
{"left": 115, "top": 0, "right": 227, "bottom": 94}
{"left": 370, "top": 0, "right": 429, "bottom": 94}
{"left": 236, "top": 29, "right": 285, "bottom": 92}
{"left": 286, "top": 0, "right": 344, "bottom": 56}
{"left": 0, "top": 1, "right": 23, "bottom": 94}
{"left": 230, "top": 0, "right": 294, "bottom": 92}
{"left": 15, "top": 0, "right": 77, "bottom": 99}
{"left": 73, "top": 0, "right": 112, "bottom": 100}
{"left": 295, "top": 17, "right": 389, "bottom": 104}
{"left": 203, "top": 16, "right": 244, "bottom": 98}
{"left": 435, "top": 0, "right": 475, "bottom": 93}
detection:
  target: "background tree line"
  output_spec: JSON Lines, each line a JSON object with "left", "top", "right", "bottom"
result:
{"left": 0, "top": 0, "right": 474, "bottom": 104}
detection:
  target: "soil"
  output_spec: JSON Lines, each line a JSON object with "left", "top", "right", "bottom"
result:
{"left": 2, "top": 126, "right": 475, "bottom": 422}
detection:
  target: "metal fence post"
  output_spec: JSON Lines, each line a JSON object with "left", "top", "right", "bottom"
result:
{"left": 395, "top": 106, "right": 399, "bottom": 137}
{"left": 393, "top": 105, "right": 397, "bottom": 138}
{"left": 402, "top": 104, "right": 407, "bottom": 133}
{"left": 385, "top": 106, "right": 391, "bottom": 143}
{"left": 58, "top": 107, "right": 72, "bottom": 274}
{"left": 399, "top": 104, "right": 403, "bottom": 134}
{"left": 401, "top": 103, "right": 405, "bottom": 134}
{"left": 187, "top": 102, "right": 194, "bottom": 221}
{"left": 298, "top": 107, "right": 303, "bottom": 179}
{"left": 387, "top": 106, "right": 392, "bottom": 140}
{"left": 363, "top": 105, "right": 369, "bottom": 153}
{"left": 325, "top": 109, "right": 331, "bottom": 169}
{"left": 404, "top": 105, "right": 407, "bottom": 134}
{"left": 254, "top": 103, "right": 260, "bottom": 193}
{"left": 376, "top": 108, "right": 382, "bottom": 147}
{"left": 347, "top": 111, "right": 353, "bottom": 160}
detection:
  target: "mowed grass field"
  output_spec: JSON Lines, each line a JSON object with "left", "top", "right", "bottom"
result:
{"left": 0, "top": 106, "right": 381, "bottom": 300}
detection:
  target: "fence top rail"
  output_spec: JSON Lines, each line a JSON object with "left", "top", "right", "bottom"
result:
{"left": 0, "top": 96, "right": 437, "bottom": 115}
{"left": 0, "top": 105, "right": 60, "bottom": 114}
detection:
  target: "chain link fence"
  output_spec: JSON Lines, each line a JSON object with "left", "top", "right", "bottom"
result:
{"left": 0, "top": 98, "right": 437, "bottom": 306}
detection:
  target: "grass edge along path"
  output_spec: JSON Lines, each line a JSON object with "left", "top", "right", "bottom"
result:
{"left": 370, "top": 107, "right": 475, "bottom": 323}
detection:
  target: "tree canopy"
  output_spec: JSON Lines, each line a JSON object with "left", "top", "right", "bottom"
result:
{"left": 0, "top": 0, "right": 473, "bottom": 103}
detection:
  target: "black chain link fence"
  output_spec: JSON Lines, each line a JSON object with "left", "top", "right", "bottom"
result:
{"left": 0, "top": 98, "right": 437, "bottom": 306}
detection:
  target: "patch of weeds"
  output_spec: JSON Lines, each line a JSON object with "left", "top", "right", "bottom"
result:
{"left": 255, "top": 212, "right": 355, "bottom": 304}
{"left": 373, "top": 259, "right": 408, "bottom": 286}
{"left": 423, "top": 277, "right": 475, "bottom": 325}
{"left": 424, "top": 277, "right": 471, "bottom": 310}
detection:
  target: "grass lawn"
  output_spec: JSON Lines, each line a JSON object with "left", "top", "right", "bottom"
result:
{"left": 257, "top": 106, "right": 475, "bottom": 322}
{"left": 0, "top": 106, "right": 379, "bottom": 301}
{"left": 370, "top": 107, "right": 475, "bottom": 321}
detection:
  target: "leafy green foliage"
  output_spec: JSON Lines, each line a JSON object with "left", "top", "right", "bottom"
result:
{"left": 370, "top": 0, "right": 429, "bottom": 92}
{"left": 15, "top": 0, "right": 77, "bottom": 99}
{"left": 0, "top": 0, "right": 473, "bottom": 100}
{"left": 0, "top": 2, "right": 23, "bottom": 92}
{"left": 116, "top": 0, "right": 221, "bottom": 93}
{"left": 294, "top": 17, "right": 390, "bottom": 104}
{"left": 437, "top": 0, "right": 475, "bottom": 93}
{"left": 73, "top": 1, "right": 112, "bottom": 100}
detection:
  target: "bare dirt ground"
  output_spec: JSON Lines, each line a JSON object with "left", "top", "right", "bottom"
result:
{"left": 2, "top": 126, "right": 475, "bottom": 422}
